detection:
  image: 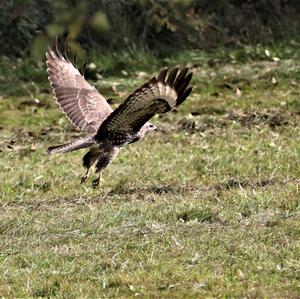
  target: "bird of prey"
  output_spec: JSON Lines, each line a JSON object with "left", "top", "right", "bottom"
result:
{"left": 46, "top": 45, "right": 193, "bottom": 187}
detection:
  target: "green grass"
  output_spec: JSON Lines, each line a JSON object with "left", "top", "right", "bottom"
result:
{"left": 0, "top": 44, "right": 299, "bottom": 298}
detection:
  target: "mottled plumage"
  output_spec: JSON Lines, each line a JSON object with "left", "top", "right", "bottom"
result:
{"left": 46, "top": 45, "right": 193, "bottom": 187}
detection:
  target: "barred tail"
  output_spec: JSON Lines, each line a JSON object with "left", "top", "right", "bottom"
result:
{"left": 47, "top": 137, "right": 95, "bottom": 154}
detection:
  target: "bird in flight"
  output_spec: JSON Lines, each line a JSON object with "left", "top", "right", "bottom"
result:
{"left": 46, "top": 45, "right": 193, "bottom": 187}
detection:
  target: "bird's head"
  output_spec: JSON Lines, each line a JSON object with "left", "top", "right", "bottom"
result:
{"left": 144, "top": 122, "right": 157, "bottom": 134}
{"left": 139, "top": 122, "right": 157, "bottom": 138}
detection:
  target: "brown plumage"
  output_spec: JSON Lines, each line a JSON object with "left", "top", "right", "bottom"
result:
{"left": 46, "top": 45, "right": 193, "bottom": 187}
{"left": 46, "top": 46, "right": 112, "bottom": 134}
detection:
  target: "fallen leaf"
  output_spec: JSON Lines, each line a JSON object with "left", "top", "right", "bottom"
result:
{"left": 236, "top": 87, "right": 242, "bottom": 97}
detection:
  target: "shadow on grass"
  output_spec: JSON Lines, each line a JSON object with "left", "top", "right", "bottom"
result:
{"left": 108, "top": 177, "right": 300, "bottom": 196}
{"left": 2, "top": 178, "right": 299, "bottom": 210}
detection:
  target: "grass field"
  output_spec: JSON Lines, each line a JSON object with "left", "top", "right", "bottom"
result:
{"left": 0, "top": 44, "right": 299, "bottom": 298}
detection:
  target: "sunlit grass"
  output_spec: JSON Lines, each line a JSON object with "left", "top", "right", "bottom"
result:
{"left": 0, "top": 45, "right": 299, "bottom": 298}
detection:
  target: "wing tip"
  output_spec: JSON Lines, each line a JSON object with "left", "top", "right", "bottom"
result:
{"left": 46, "top": 38, "right": 70, "bottom": 64}
{"left": 177, "top": 86, "right": 193, "bottom": 106}
{"left": 157, "top": 68, "right": 168, "bottom": 83}
{"left": 154, "top": 66, "right": 193, "bottom": 107}
{"left": 166, "top": 67, "right": 180, "bottom": 86}
{"left": 159, "top": 66, "right": 193, "bottom": 105}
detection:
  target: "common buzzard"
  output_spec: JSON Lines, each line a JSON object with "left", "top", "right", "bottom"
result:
{"left": 47, "top": 46, "right": 193, "bottom": 187}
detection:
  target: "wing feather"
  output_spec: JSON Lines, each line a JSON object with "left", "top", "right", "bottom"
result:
{"left": 166, "top": 67, "right": 179, "bottom": 85}
{"left": 96, "top": 67, "right": 193, "bottom": 140}
{"left": 157, "top": 68, "right": 168, "bottom": 82}
{"left": 174, "top": 67, "right": 189, "bottom": 88}
{"left": 46, "top": 45, "right": 112, "bottom": 133}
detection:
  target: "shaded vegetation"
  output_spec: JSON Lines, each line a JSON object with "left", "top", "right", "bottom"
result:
{"left": 1, "top": 0, "right": 300, "bottom": 58}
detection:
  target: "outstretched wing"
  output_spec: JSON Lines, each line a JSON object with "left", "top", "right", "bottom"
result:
{"left": 96, "top": 67, "right": 193, "bottom": 139}
{"left": 46, "top": 46, "right": 112, "bottom": 134}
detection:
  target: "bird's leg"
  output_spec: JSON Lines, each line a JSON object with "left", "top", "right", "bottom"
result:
{"left": 81, "top": 149, "right": 98, "bottom": 184}
{"left": 80, "top": 167, "right": 90, "bottom": 184}
{"left": 92, "top": 148, "right": 118, "bottom": 188}
{"left": 92, "top": 172, "right": 103, "bottom": 188}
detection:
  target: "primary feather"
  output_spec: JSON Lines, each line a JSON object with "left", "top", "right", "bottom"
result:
{"left": 46, "top": 47, "right": 112, "bottom": 134}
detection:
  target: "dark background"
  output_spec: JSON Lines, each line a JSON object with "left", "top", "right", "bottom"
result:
{"left": 1, "top": 0, "right": 299, "bottom": 59}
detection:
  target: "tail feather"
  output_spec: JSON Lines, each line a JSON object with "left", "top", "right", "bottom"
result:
{"left": 47, "top": 137, "right": 95, "bottom": 154}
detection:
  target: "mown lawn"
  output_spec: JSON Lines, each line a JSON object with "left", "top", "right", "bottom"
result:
{"left": 0, "top": 45, "right": 299, "bottom": 298}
